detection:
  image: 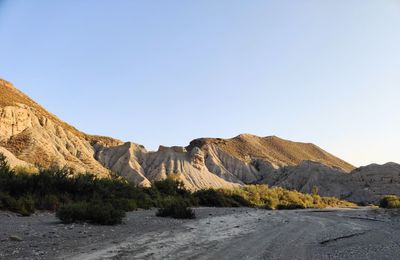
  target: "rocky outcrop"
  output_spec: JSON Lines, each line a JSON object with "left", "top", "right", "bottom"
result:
{"left": 0, "top": 104, "right": 110, "bottom": 175}
{"left": 0, "top": 80, "right": 121, "bottom": 176}
{"left": 94, "top": 143, "right": 237, "bottom": 190}
{"left": 94, "top": 142, "right": 149, "bottom": 186}
{"left": 94, "top": 137, "right": 400, "bottom": 203}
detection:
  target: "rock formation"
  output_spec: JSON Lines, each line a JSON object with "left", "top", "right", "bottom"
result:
{"left": 0, "top": 79, "right": 121, "bottom": 176}
{"left": 1, "top": 79, "right": 399, "bottom": 203}
{"left": 268, "top": 161, "right": 400, "bottom": 204}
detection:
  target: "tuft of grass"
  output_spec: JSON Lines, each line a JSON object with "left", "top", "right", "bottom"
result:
{"left": 380, "top": 195, "right": 400, "bottom": 209}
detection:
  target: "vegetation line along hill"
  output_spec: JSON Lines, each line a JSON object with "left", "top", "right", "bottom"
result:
{"left": 0, "top": 153, "right": 356, "bottom": 224}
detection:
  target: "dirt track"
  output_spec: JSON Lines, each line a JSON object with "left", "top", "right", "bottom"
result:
{"left": 1, "top": 208, "right": 399, "bottom": 260}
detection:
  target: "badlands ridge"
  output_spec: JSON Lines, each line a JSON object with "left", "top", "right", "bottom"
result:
{"left": 0, "top": 79, "right": 399, "bottom": 204}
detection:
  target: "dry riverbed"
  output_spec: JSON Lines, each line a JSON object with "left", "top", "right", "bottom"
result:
{"left": 1, "top": 207, "right": 400, "bottom": 260}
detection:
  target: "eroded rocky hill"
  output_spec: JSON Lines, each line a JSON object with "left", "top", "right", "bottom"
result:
{"left": 0, "top": 79, "right": 121, "bottom": 176}
{"left": 1, "top": 79, "right": 399, "bottom": 203}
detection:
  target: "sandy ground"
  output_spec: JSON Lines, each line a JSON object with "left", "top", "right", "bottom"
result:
{"left": 1, "top": 207, "right": 400, "bottom": 260}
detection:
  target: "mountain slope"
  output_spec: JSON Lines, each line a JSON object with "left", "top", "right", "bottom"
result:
{"left": 4, "top": 78, "right": 399, "bottom": 203}
{"left": 188, "top": 134, "right": 354, "bottom": 172}
{"left": 0, "top": 79, "right": 122, "bottom": 146}
{"left": 0, "top": 79, "right": 354, "bottom": 184}
{"left": 269, "top": 161, "right": 400, "bottom": 204}
{"left": 93, "top": 134, "right": 356, "bottom": 190}
{"left": 0, "top": 79, "right": 122, "bottom": 175}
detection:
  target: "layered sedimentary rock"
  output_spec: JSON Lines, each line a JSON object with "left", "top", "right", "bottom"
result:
{"left": 0, "top": 79, "right": 121, "bottom": 176}
{"left": 92, "top": 133, "right": 356, "bottom": 190}
{"left": 1, "top": 79, "right": 399, "bottom": 203}
{"left": 94, "top": 143, "right": 237, "bottom": 190}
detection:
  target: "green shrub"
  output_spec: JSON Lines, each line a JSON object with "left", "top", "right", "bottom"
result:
{"left": 86, "top": 203, "right": 126, "bottom": 225}
{"left": 0, "top": 193, "right": 35, "bottom": 216}
{"left": 16, "top": 196, "right": 35, "bottom": 216}
{"left": 158, "top": 196, "right": 194, "bottom": 208}
{"left": 56, "top": 202, "right": 88, "bottom": 224}
{"left": 263, "top": 197, "right": 279, "bottom": 210}
{"left": 154, "top": 179, "right": 189, "bottom": 197}
{"left": 36, "top": 194, "right": 61, "bottom": 211}
{"left": 156, "top": 200, "right": 195, "bottom": 219}
{"left": 0, "top": 151, "right": 357, "bottom": 222}
{"left": 13, "top": 165, "right": 38, "bottom": 175}
{"left": 0, "top": 192, "right": 15, "bottom": 210}
{"left": 225, "top": 185, "right": 355, "bottom": 209}
{"left": 110, "top": 198, "right": 138, "bottom": 212}
{"left": 133, "top": 193, "right": 154, "bottom": 209}
{"left": 194, "top": 189, "right": 249, "bottom": 207}
{"left": 229, "top": 194, "right": 253, "bottom": 207}
{"left": 0, "top": 153, "right": 11, "bottom": 174}
{"left": 380, "top": 195, "right": 400, "bottom": 209}
{"left": 56, "top": 202, "right": 125, "bottom": 225}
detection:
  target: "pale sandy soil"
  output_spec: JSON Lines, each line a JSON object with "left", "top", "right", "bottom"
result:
{"left": 1, "top": 208, "right": 399, "bottom": 260}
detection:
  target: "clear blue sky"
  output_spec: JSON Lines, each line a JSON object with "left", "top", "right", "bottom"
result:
{"left": 1, "top": 0, "right": 399, "bottom": 166}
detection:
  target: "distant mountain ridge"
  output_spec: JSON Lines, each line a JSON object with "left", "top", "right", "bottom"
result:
{"left": 0, "top": 79, "right": 399, "bottom": 204}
